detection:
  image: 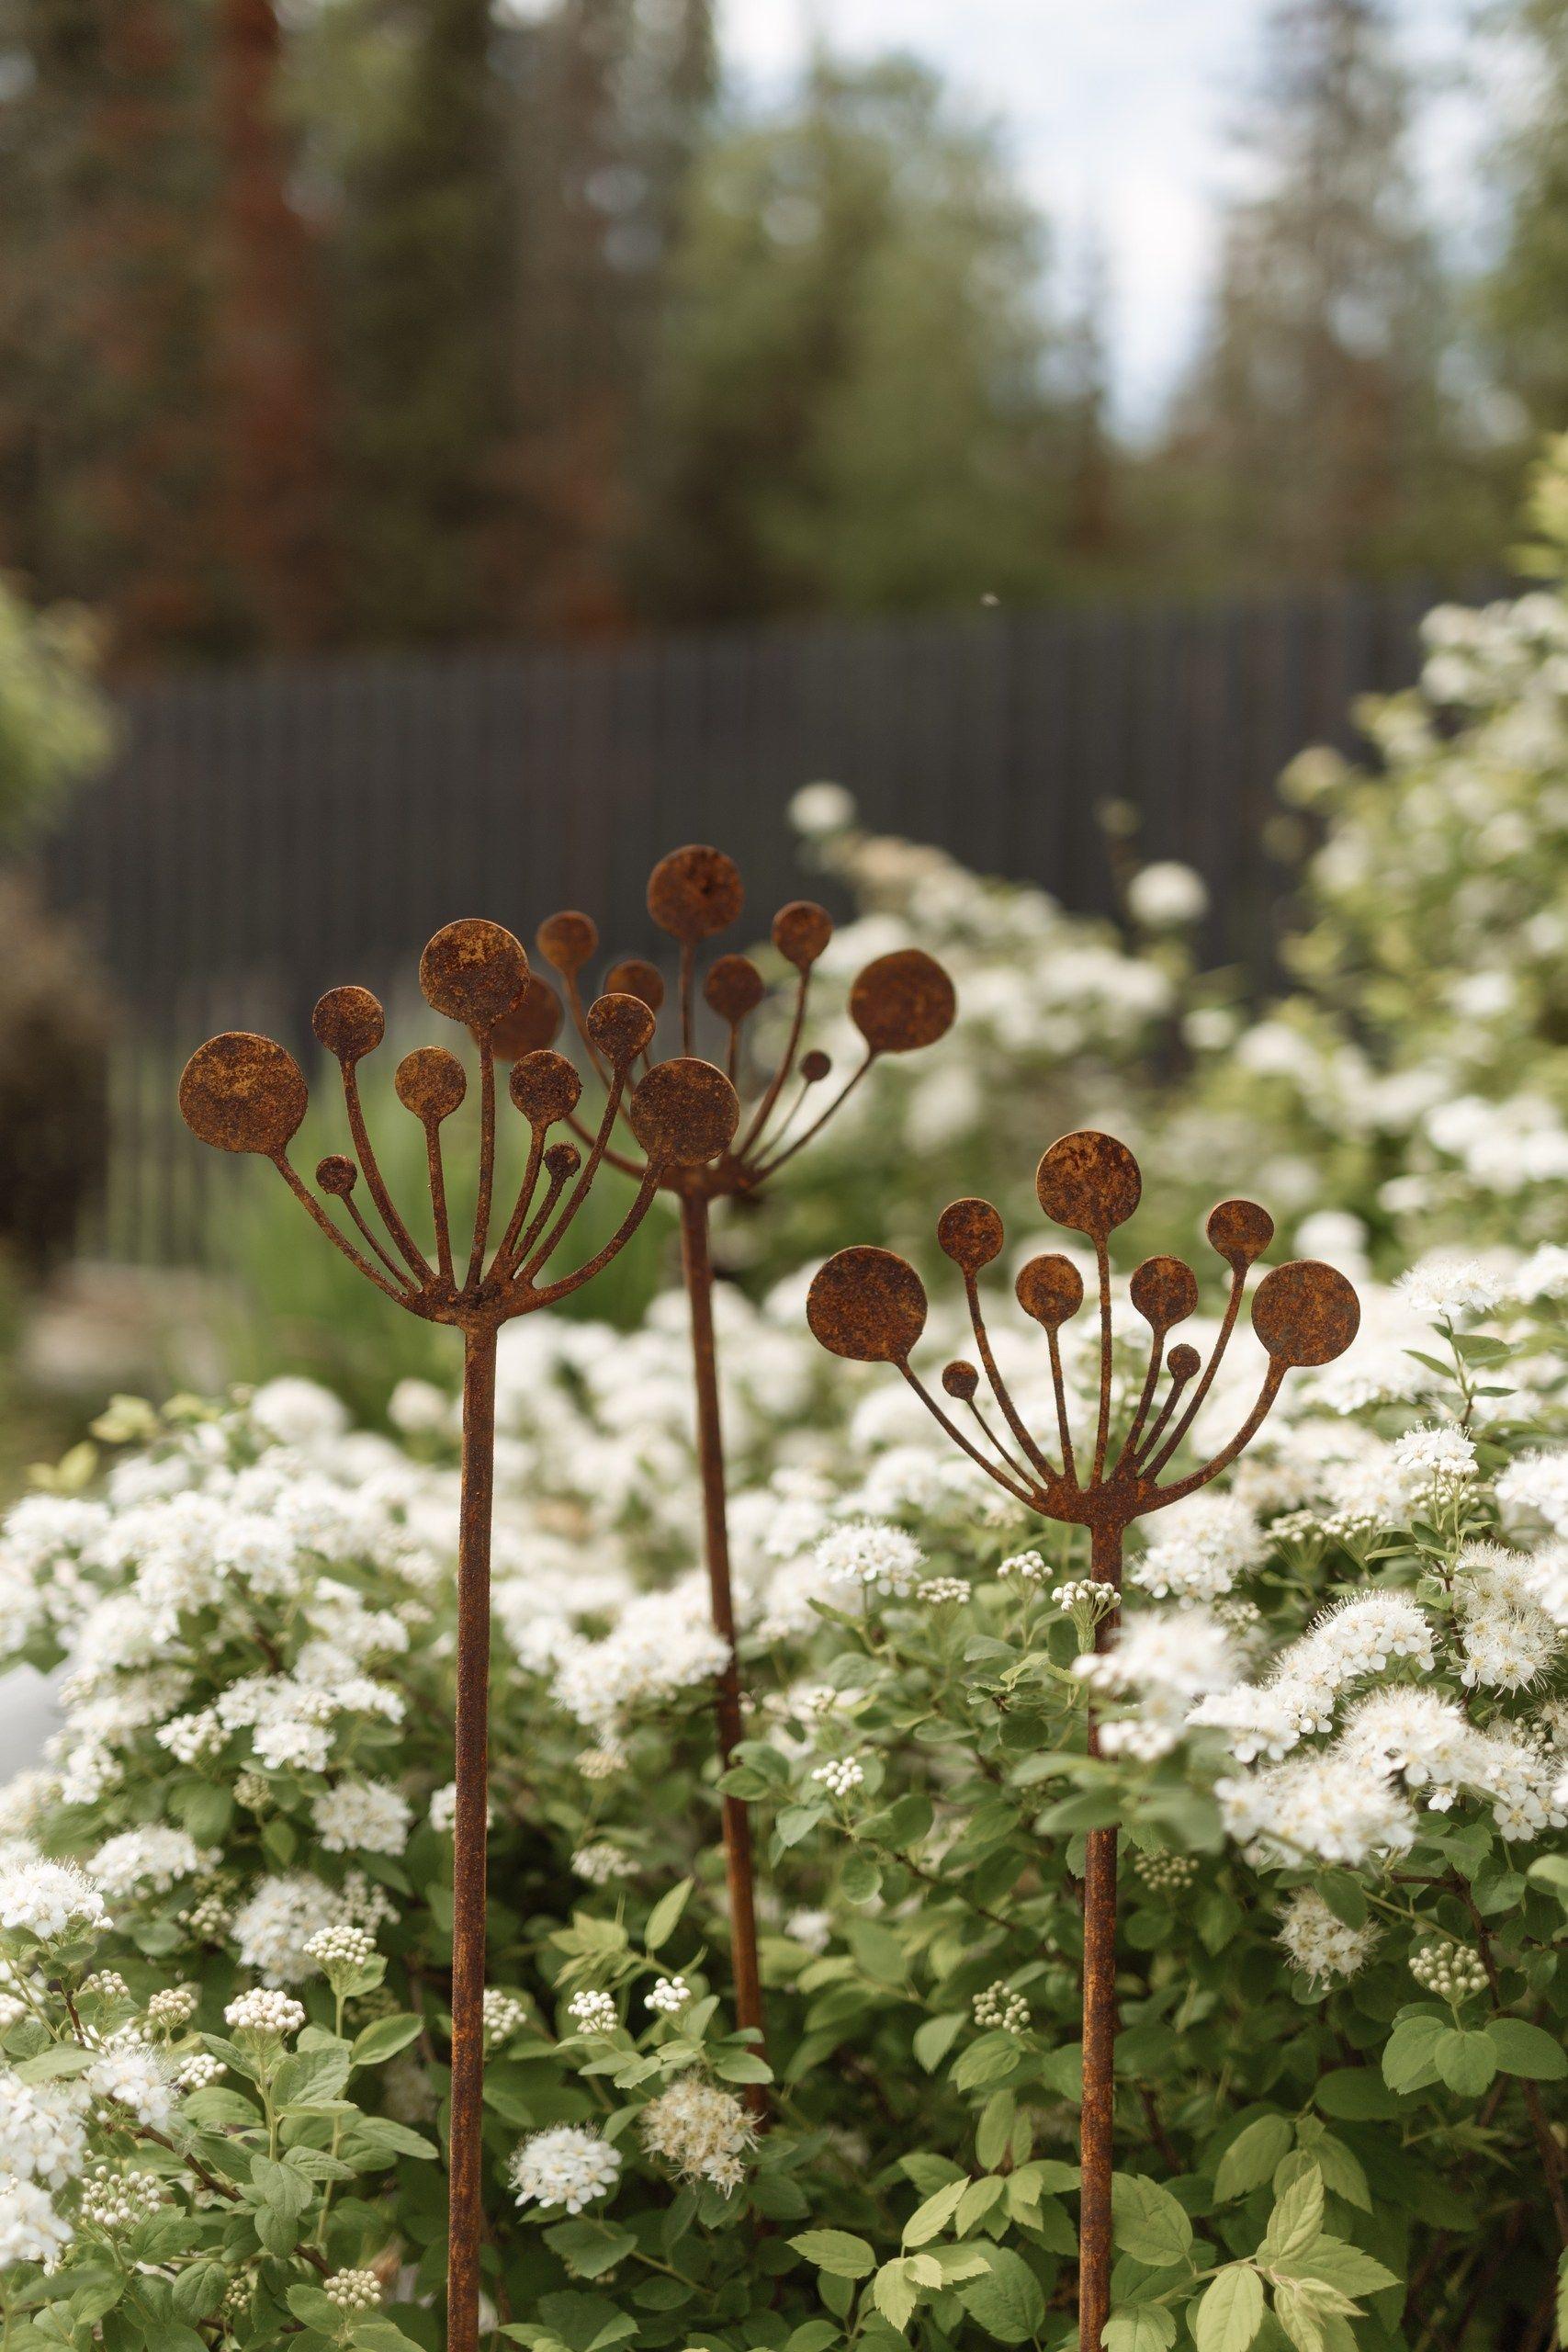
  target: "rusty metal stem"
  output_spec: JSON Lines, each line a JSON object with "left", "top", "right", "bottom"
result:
{"left": 1079, "top": 1516, "right": 1121, "bottom": 2352}
{"left": 678, "top": 1190, "right": 768, "bottom": 2119}
{"left": 447, "top": 1324, "right": 496, "bottom": 2352}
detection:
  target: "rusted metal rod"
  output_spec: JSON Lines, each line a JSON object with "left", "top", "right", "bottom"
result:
{"left": 679, "top": 1191, "right": 767, "bottom": 2110}
{"left": 805, "top": 1133, "right": 1359, "bottom": 2350}
{"left": 1078, "top": 1517, "right": 1122, "bottom": 2352}
{"left": 447, "top": 1323, "right": 496, "bottom": 2350}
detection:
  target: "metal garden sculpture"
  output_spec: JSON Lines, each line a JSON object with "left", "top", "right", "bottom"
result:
{"left": 178, "top": 917, "right": 740, "bottom": 2352}
{"left": 806, "top": 1131, "right": 1359, "bottom": 2349}
{"left": 521, "top": 845, "right": 956, "bottom": 2111}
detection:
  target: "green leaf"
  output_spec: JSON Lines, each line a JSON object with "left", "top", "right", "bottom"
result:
{"left": 873, "top": 2258, "right": 920, "bottom": 2333}
{"left": 952, "top": 2030, "right": 1024, "bottom": 2091}
{"left": 273, "top": 2042, "right": 351, "bottom": 2109}
{"left": 351, "top": 2014, "right": 424, "bottom": 2067}
{"left": 643, "top": 1878, "right": 693, "bottom": 1952}
{"left": 1271, "top": 2282, "right": 1325, "bottom": 2352}
{"left": 350, "top": 2323, "right": 428, "bottom": 2352}
{"left": 953, "top": 2246, "right": 1046, "bottom": 2344}
{"left": 543, "top": 2221, "right": 639, "bottom": 2280}
{"left": 913, "top": 2013, "right": 964, "bottom": 2072}
{"left": 1487, "top": 2018, "right": 1566, "bottom": 2081}
{"left": 171, "top": 2261, "right": 228, "bottom": 2323}
{"left": 1259, "top": 2165, "right": 1323, "bottom": 2267}
{"left": 1295, "top": 2238, "right": 1401, "bottom": 2297}
{"left": 1214, "top": 2115, "right": 1293, "bottom": 2201}
{"left": 1312, "top": 1872, "right": 1366, "bottom": 1930}
{"left": 288, "top": 2287, "right": 346, "bottom": 2329}
{"left": 1313, "top": 2067, "right": 1403, "bottom": 2120}
{"left": 1193, "top": 2265, "right": 1264, "bottom": 2352}
{"left": 344, "top": 2117, "right": 439, "bottom": 2162}
{"left": 902, "top": 2178, "right": 967, "bottom": 2247}
{"left": 1103, "top": 2307, "right": 1178, "bottom": 2352}
{"left": 790, "top": 2230, "right": 876, "bottom": 2280}
{"left": 250, "top": 2154, "right": 312, "bottom": 2220}
{"left": 1381, "top": 2013, "right": 1447, "bottom": 2095}
{"left": 1111, "top": 2171, "right": 1193, "bottom": 2267}
{"left": 1434, "top": 2028, "right": 1497, "bottom": 2098}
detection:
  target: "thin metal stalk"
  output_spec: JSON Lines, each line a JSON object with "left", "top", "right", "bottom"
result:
{"left": 1078, "top": 1517, "right": 1122, "bottom": 2352}
{"left": 678, "top": 1191, "right": 768, "bottom": 2119}
{"left": 447, "top": 1325, "right": 496, "bottom": 2352}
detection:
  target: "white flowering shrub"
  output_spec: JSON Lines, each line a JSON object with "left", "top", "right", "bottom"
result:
{"left": 0, "top": 1200, "right": 1562, "bottom": 2350}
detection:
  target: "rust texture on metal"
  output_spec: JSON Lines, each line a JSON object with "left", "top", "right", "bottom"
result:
{"left": 805, "top": 1134, "right": 1359, "bottom": 2349}
{"left": 179, "top": 915, "right": 740, "bottom": 2352}
{"left": 528, "top": 846, "right": 958, "bottom": 2114}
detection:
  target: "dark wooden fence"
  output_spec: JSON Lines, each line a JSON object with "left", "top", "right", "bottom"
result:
{"left": 39, "top": 579, "right": 1455, "bottom": 1261}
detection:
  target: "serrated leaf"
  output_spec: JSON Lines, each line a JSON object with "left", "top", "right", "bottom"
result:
{"left": 953, "top": 2246, "right": 1045, "bottom": 2344}
{"left": 790, "top": 2229, "right": 875, "bottom": 2279}
{"left": 1103, "top": 2306, "right": 1178, "bottom": 2352}
{"left": 1272, "top": 2282, "right": 1325, "bottom": 2352}
{"left": 873, "top": 2258, "right": 919, "bottom": 2332}
{"left": 1294, "top": 2238, "right": 1400, "bottom": 2297}
{"left": 1259, "top": 2165, "right": 1323, "bottom": 2267}
{"left": 1215, "top": 2115, "right": 1293, "bottom": 2201}
{"left": 1193, "top": 2265, "right": 1264, "bottom": 2352}
{"left": 1111, "top": 2171, "right": 1193, "bottom": 2267}
{"left": 902, "top": 2178, "right": 967, "bottom": 2247}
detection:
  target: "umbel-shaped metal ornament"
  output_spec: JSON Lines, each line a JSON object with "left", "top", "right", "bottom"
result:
{"left": 806, "top": 1132, "right": 1359, "bottom": 2351}
{"left": 179, "top": 918, "right": 740, "bottom": 2352}
{"left": 521, "top": 845, "right": 956, "bottom": 2111}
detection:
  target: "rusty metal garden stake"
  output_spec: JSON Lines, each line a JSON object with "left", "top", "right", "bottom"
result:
{"left": 178, "top": 919, "right": 741, "bottom": 2352}
{"left": 523, "top": 847, "right": 956, "bottom": 2112}
{"left": 805, "top": 1134, "right": 1359, "bottom": 2348}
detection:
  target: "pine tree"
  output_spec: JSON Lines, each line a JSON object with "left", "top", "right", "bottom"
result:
{"left": 211, "top": 0, "right": 336, "bottom": 649}
{"left": 630, "top": 54, "right": 1073, "bottom": 622}
{"left": 1168, "top": 0, "right": 1492, "bottom": 580}
{"left": 1484, "top": 0, "right": 1568, "bottom": 436}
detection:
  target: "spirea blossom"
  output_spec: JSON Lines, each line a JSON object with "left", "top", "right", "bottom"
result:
{"left": 483, "top": 1990, "right": 529, "bottom": 2046}
{"left": 567, "top": 1989, "right": 617, "bottom": 2034}
{"left": 1394, "top": 1255, "right": 1506, "bottom": 1323}
{"left": 647, "top": 1976, "right": 691, "bottom": 2016}
{"left": 571, "top": 1843, "right": 635, "bottom": 1886}
{"left": 311, "top": 1780, "right": 412, "bottom": 1858}
{"left": 0, "top": 2076, "right": 87, "bottom": 2188}
{"left": 1278, "top": 1888, "right": 1380, "bottom": 1984}
{"left": 230, "top": 1874, "right": 339, "bottom": 1982}
{"left": 322, "top": 2268, "right": 381, "bottom": 2312}
{"left": 78, "top": 2164, "right": 165, "bottom": 2233}
{"left": 0, "top": 1854, "right": 107, "bottom": 1944}
{"left": 812, "top": 1757, "right": 864, "bottom": 1797}
{"left": 638, "top": 2072, "right": 758, "bottom": 2191}
{"left": 1132, "top": 1496, "right": 1267, "bottom": 1603}
{"left": 1411, "top": 1941, "right": 1489, "bottom": 2002}
{"left": 1218, "top": 1752, "right": 1418, "bottom": 1866}
{"left": 0, "top": 2173, "right": 73, "bottom": 2267}
{"left": 225, "top": 1988, "right": 306, "bottom": 2037}
{"left": 1077, "top": 1609, "right": 1239, "bottom": 1759}
{"left": 88, "top": 2040, "right": 175, "bottom": 2129}
{"left": 972, "top": 1982, "right": 1030, "bottom": 2032}
{"left": 550, "top": 1589, "right": 730, "bottom": 1737}
{"left": 509, "top": 2124, "right": 622, "bottom": 2213}
{"left": 1391, "top": 1425, "right": 1478, "bottom": 1485}
{"left": 87, "top": 1827, "right": 215, "bottom": 1900}
{"left": 815, "top": 1520, "right": 925, "bottom": 1598}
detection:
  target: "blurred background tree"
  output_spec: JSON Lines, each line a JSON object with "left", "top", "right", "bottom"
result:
{"left": 0, "top": 0, "right": 1561, "bottom": 655}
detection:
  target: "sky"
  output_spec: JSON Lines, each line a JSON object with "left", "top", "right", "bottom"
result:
{"left": 719, "top": 0, "right": 1499, "bottom": 432}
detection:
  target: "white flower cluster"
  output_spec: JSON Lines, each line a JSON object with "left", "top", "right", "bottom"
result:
{"left": 0, "top": 2075, "right": 87, "bottom": 2189}
{"left": 567, "top": 1989, "right": 618, "bottom": 2035}
{"left": 88, "top": 2038, "right": 175, "bottom": 2129}
{"left": 972, "top": 1981, "right": 1030, "bottom": 2033}
{"left": 638, "top": 2071, "right": 758, "bottom": 2191}
{"left": 1190, "top": 1594, "right": 1437, "bottom": 1764}
{"left": 1133, "top": 1496, "right": 1267, "bottom": 1604}
{"left": 484, "top": 1989, "right": 529, "bottom": 2045}
{"left": 571, "top": 1843, "right": 636, "bottom": 1886}
{"left": 917, "top": 1577, "right": 970, "bottom": 1605}
{"left": 144, "top": 1984, "right": 198, "bottom": 2030}
{"left": 812, "top": 1757, "right": 865, "bottom": 1798}
{"left": 549, "top": 1586, "right": 731, "bottom": 1740}
{"left": 509, "top": 2124, "right": 622, "bottom": 2212}
{"left": 1133, "top": 1851, "right": 1198, "bottom": 1894}
{"left": 225, "top": 1987, "right": 305, "bottom": 2038}
{"left": 0, "top": 1854, "right": 107, "bottom": 1944}
{"left": 1452, "top": 1544, "right": 1561, "bottom": 1690}
{"left": 647, "top": 1975, "right": 691, "bottom": 2017}
{"left": 79, "top": 2164, "right": 165, "bottom": 2232}
{"left": 0, "top": 2173, "right": 73, "bottom": 2267}
{"left": 87, "top": 1827, "right": 215, "bottom": 1900}
{"left": 1277, "top": 1888, "right": 1380, "bottom": 1984}
{"left": 1410, "top": 1941, "right": 1490, "bottom": 2002}
{"left": 304, "top": 1922, "right": 376, "bottom": 1974}
{"left": 1390, "top": 1425, "right": 1478, "bottom": 1487}
{"left": 323, "top": 2268, "right": 382, "bottom": 2312}
{"left": 815, "top": 1520, "right": 925, "bottom": 1599}
{"left": 998, "top": 1550, "right": 1049, "bottom": 1583}
{"left": 1076, "top": 1609, "right": 1240, "bottom": 1759}
{"left": 311, "top": 1779, "right": 412, "bottom": 1858}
